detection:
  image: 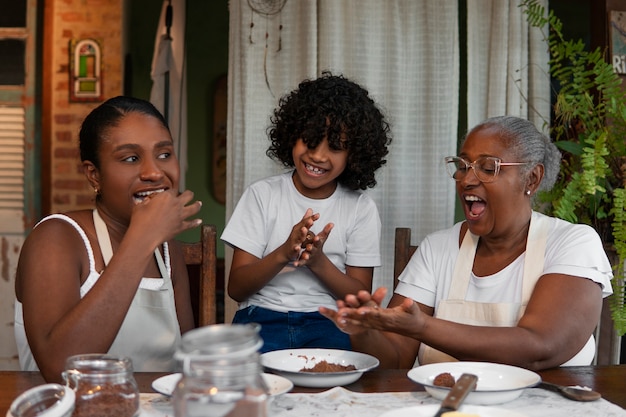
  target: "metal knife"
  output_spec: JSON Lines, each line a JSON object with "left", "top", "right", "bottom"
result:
{"left": 433, "top": 373, "right": 478, "bottom": 417}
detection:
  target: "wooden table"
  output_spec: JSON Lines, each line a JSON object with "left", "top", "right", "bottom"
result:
{"left": 2, "top": 365, "right": 625, "bottom": 415}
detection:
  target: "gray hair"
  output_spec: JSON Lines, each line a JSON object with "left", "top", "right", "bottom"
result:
{"left": 465, "top": 116, "right": 561, "bottom": 191}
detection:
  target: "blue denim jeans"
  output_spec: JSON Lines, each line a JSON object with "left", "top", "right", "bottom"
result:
{"left": 232, "top": 305, "right": 352, "bottom": 353}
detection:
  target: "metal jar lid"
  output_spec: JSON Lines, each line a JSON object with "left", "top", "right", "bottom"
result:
{"left": 9, "top": 383, "right": 75, "bottom": 417}
{"left": 63, "top": 353, "right": 134, "bottom": 379}
{"left": 174, "top": 323, "right": 263, "bottom": 362}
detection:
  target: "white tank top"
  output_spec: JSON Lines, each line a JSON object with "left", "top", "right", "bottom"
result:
{"left": 14, "top": 210, "right": 181, "bottom": 371}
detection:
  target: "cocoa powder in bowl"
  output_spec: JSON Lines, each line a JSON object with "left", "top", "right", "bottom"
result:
{"left": 300, "top": 360, "right": 357, "bottom": 373}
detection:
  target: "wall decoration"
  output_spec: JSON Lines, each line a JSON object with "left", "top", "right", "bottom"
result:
{"left": 69, "top": 38, "right": 103, "bottom": 102}
{"left": 610, "top": 11, "right": 626, "bottom": 74}
{"left": 247, "top": 0, "right": 287, "bottom": 96}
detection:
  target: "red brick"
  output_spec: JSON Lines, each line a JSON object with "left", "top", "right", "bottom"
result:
{"left": 59, "top": 12, "right": 84, "bottom": 23}
{"left": 76, "top": 194, "right": 96, "bottom": 206}
{"left": 54, "top": 179, "right": 86, "bottom": 190}
{"left": 54, "top": 114, "right": 73, "bottom": 124}
{"left": 53, "top": 194, "right": 71, "bottom": 205}
{"left": 56, "top": 131, "right": 73, "bottom": 142}
{"left": 55, "top": 161, "right": 72, "bottom": 175}
{"left": 55, "top": 147, "right": 80, "bottom": 158}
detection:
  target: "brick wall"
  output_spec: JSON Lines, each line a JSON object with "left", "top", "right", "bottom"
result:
{"left": 48, "top": 0, "right": 124, "bottom": 214}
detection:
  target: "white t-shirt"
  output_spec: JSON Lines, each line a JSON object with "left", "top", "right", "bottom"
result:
{"left": 395, "top": 212, "right": 614, "bottom": 309}
{"left": 221, "top": 171, "right": 382, "bottom": 312}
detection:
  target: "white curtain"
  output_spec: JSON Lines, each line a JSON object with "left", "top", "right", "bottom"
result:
{"left": 151, "top": 0, "right": 188, "bottom": 188}
{"left": 226, "top": 0, "right": 460, "bottom": 320}
{"left": 466, "top": 0, "right": 550, "bottom": 131}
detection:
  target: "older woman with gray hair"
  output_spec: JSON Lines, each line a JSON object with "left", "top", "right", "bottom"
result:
{"left": 321, "top": 115, "right": 613, "bottom": 371}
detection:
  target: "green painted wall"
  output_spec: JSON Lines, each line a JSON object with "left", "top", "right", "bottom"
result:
{"left": 128, "top": 0, "right": 228, "bottom": 257}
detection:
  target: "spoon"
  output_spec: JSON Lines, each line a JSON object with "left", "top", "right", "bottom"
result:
{"left": 538, "top": 381, "right": 602, "bottom": 401}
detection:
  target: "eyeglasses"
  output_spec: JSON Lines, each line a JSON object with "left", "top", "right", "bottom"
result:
{"left": 444, "top": 156, "right": 528, "bottom": 183}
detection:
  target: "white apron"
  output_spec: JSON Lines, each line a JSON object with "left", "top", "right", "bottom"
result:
{"left": 418, "top": 213, "right": 595, "bottom": 366}
{"left": 94, "top": 209, "right": 181, "bottom": 371}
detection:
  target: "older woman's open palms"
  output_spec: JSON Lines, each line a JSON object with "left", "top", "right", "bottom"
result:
{"left": 321, "top": 288, "right": 426, "bottom": 336}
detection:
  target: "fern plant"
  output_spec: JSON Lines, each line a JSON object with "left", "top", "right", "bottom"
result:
{"left": 522, "top": 0, "right": 626, "bottom": 336}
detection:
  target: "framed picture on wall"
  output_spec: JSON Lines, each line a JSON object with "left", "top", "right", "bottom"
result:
{"left": 69, "top": 38, "right": 103, "bottom": 102}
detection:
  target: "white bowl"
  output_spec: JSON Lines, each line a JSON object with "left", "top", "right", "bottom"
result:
{"left": 260, "top": 348, "right": 379, "bottom": 388}
{"left": 151, "top": 372, "right": 293, "bottom": 397}
{"left": 407, "top": 361, "right": 541, "bottom": 405}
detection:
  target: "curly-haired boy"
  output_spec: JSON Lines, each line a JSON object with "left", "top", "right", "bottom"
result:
{"left": 221, "top": 72, "right": 392, "bottom": 352}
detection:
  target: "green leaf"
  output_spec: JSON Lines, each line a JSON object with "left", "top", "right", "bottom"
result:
{"left": 554, "top": 141, "right": 583, "bottom": 155}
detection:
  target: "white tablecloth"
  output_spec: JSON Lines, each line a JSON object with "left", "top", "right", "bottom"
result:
{"left": 140, "top": 386, "right": 626, "bottom": 417}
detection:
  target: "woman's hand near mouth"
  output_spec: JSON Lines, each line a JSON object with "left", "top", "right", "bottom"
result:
{"left": 129, "top": 189, "right": 203, "bottom": 245}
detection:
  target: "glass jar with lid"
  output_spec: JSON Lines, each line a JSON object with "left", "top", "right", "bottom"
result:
{"left": 172, "top": 323, "right": 268, "bottom": 417}
{"left": 62, "top": 354, "right": 139, "bottom": 417}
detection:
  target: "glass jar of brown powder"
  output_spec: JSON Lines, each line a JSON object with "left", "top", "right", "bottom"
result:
{"left": 62, "top": 354, "right": 139, "bottom": 417}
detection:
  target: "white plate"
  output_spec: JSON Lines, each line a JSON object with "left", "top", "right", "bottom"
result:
{"left": 260, "top": 348, "right": 379, "bottom": 388}
{"left": 151, "top": 372, "right": 293, "bottom": 397}
{"left": 262, "top": 372, "right": 295, "bottom": 396}
{"left": 379, "top": 404, "right": 528, "bottom": 417}
{"left": 407, "top": 362, "right": 540, "bottom": 405}
{"left": 152, "top": 373, "right": 182, "bottom": 396}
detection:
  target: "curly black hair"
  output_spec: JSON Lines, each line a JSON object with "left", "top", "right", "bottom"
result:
{"left": 266, "top": 72, "right": 392, "bottom": 190}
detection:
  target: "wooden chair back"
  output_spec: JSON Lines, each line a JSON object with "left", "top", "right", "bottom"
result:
{"left": 180, "top": 224, "right": 218, "bottom": 327}
{"left": 393, "top": 227, "right": 418, "bottom": 289}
